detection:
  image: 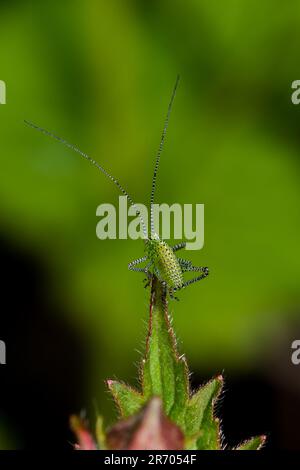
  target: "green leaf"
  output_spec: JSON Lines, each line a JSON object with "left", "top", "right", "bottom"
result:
{"left": 104, "top": 276, "right": 266, "bottom": 451}
{"left": 106, "top": 380, "right": 146, "bottom": 418}
{"left": 236, "top": 435, "right": 266, "bottom": 450}
{"left": 141, "top": 278, "right": 189, "bottom": 421}
{"left": 169, "top": 357, "right": 189, "bottom": 428}
{"left": 185, "top": 376, "right": 223, "bottom": 450}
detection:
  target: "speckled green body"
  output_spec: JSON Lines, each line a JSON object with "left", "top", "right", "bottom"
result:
{"left": 145, "top": 237, "right": 184, "bottom": 289}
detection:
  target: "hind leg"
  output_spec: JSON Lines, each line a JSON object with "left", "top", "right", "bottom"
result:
{"left": 160, "top": 281, "right": 179, "bottom": 301}
{"left": 178, "top": 258, "right": 208, "bottom": 273}
{"left": 172, "top": 242, "right": 186, "bottom": 252}
{"left": 174, "top": 264, "right": 209, "bottom": 291}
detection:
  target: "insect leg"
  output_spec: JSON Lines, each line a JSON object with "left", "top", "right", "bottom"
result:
{"left": 172, "top": 242, "right": 186, "bottom": 252}
{"left": 153, "top": 267, "right": 164, "bottom": 283}
{"left": 185, "top": 265, "right": 209, "bottom": 274}
{"left": 154, "top": 268, "right": 180, "bottom": 301}
{"left": 161, "top": 280, "right": 168, "bottom": 297}
{"left": 142, "top": 262, "right": 154, "bottom": 287}
{"left": 174, "top": 266, "right": 209, "bottom": 291}
{"left": 169, "top": 289, "right": 180, "bottom": 301}
{"left": 129, "top": 267, "right": 149, "bottom": 273}
{"left": 128, "top": 257, "right": 153, "bottom": 289}
{"left": 177, "top": 258, "right": 193, "bottom": 271}
{"left": 178, "top": 258, "right": 208, "bottom": 274}
{"left": 128, "top": 256, "right": 147, "bottom": 271}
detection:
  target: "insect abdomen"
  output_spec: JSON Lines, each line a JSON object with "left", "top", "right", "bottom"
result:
{"left": 157, "top": 241, "right": 183, "bottom": 289}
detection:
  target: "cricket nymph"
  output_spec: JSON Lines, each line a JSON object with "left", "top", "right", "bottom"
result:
{"left": 25, "top": 75, "right": 209, "bottom": 299}
{"left": 128, "top": 234, "right": 208, "bottom": 299}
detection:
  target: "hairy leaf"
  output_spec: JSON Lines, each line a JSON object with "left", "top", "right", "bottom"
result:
{"left": 236, "top": 435, "right": 266, "bottom": 450}
{"left": 185, "top": 376, "right": 223, "bottom": 450}
{"left": 106, "top": 380, "right": 145, "bottom": 418}
{"left": 141, "top": 278, "right": 189, "bottom": 420}
{"left": 102, "top": 275, "right": 267, "bottom": 451}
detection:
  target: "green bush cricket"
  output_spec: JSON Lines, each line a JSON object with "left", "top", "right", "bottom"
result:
{"left": 25, "top": 76, "right": 209, "bottom": 299}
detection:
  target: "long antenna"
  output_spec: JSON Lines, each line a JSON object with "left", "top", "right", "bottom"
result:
{"left": 150, "top": 75, "right": 180, "bottom": 236}
{"left": 24, "top": 120, "right": 148, "bottom": 238}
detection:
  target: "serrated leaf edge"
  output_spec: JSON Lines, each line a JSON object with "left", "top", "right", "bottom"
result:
{"left": 106, "top": 379, "right": 145, "bottom": 418}
{"left": 234, "top": 434, "right": 267, "bottom": 450}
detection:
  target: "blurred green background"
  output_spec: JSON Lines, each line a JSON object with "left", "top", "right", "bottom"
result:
{"left": 0, "top": 0, "right": 300, "bottom": 449}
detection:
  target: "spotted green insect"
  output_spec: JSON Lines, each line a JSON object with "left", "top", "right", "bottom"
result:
{"left": 25, "top": 76, "right": 209, "bottom": 299}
